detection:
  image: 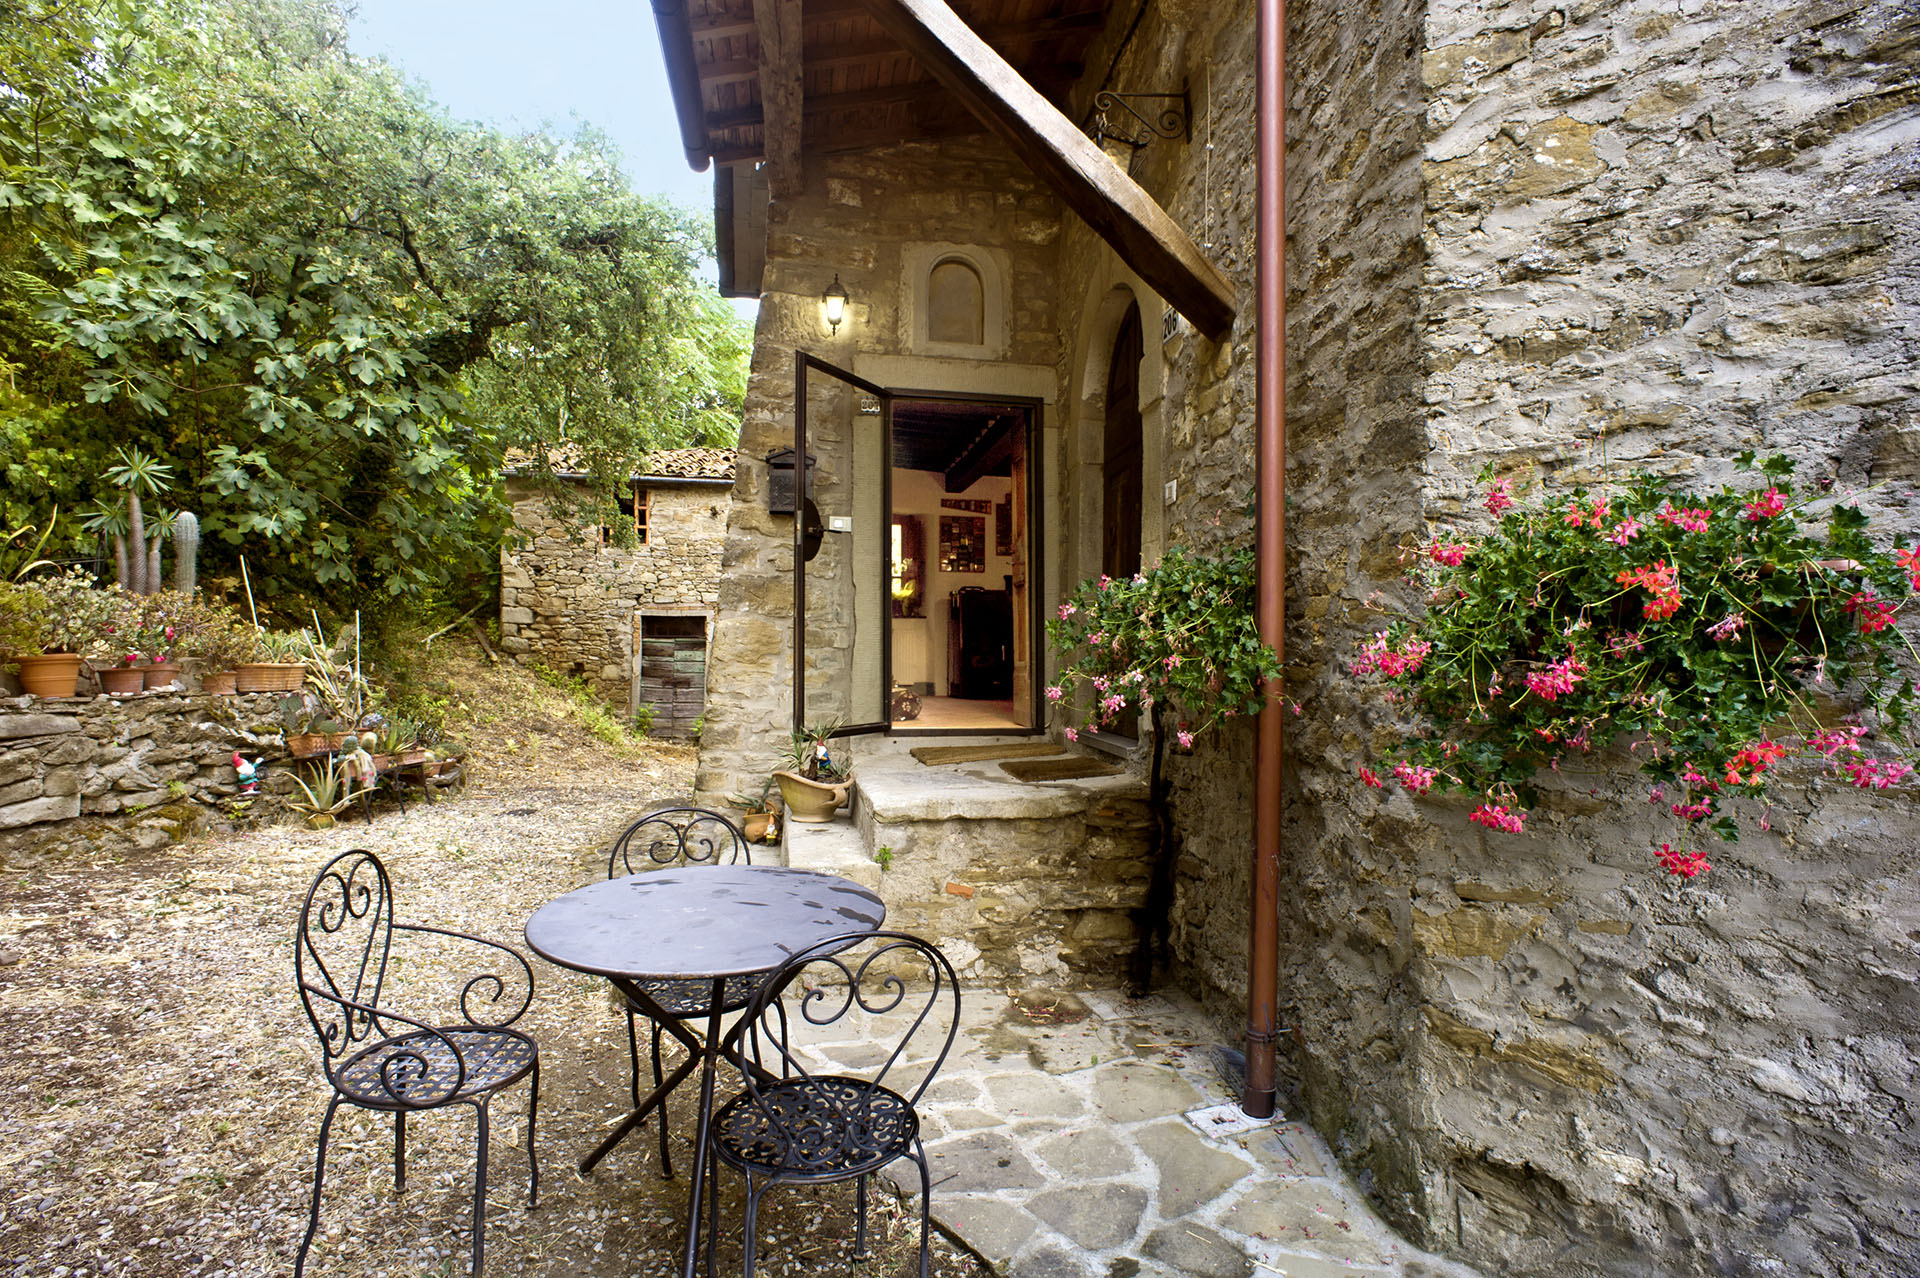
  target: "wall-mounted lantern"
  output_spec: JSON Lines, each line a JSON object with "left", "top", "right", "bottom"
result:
{"left": 822, "top": 273, "right": 848, "bottom": 335}
{"left": 763, "top": 447, "right": 815, "bottom": 515}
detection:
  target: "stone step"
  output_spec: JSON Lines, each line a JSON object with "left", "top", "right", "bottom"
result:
{"left": 778, "top": 813, "right": 880, "bottom": 891}
{"left": 843, "top": 753, "right": 1152, "bottom": 985}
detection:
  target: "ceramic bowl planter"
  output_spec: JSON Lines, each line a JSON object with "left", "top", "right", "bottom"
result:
{"left": 773, "top": 770, "right": 849, "bottom": 823}
{"left": 14, "top": 653, "right": 84, "bottom": 698}
{"left": 200, "top": 670, "right": 239, "bottom": 695}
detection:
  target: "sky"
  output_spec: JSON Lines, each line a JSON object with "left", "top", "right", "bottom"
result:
{"left": 346, "top": 0, "right": 714, "bottom": 216}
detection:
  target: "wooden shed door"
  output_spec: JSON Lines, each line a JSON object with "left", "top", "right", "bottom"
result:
{"left": 633, "top": 614, "right": 708, "bottom": 738}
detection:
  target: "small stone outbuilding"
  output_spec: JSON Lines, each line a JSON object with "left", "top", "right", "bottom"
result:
{"left": 498, "top": 447, "right": 735, "bottom": 735}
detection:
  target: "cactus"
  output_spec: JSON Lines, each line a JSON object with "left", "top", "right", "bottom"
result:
{"left": 172, "top": 511, "right": 199, "bottom": 596}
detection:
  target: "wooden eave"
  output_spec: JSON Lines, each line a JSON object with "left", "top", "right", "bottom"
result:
{"left": 653, "top": 0, "right": 1235, "bottom": 335}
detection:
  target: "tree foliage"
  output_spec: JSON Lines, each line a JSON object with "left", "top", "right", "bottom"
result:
{"left": 0, "top": 0, "right": 748, "bottom": 612}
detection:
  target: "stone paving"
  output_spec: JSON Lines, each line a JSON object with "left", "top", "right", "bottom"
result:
{"left": 787, "top": 980, "right": 1487, "bottom": 1278}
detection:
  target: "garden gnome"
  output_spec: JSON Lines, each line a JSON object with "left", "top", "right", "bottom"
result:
{"left": 233, "top": 753, "right": 260, "bottom": 795}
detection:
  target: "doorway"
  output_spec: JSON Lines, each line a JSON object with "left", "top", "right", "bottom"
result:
{"left": 1099, "top": 302, "right": 1143, "bottom": 738}
{"left": 887, "top": 396, "right": 1037, "bottom": 733}
{"left": 791, "top": 354, "right": 1042, "bottom": 741}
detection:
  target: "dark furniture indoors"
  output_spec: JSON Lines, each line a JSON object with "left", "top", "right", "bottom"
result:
{"left": 948, "top": 586, "right": 1012, "bottom": 699}
{"left": 523, "top": 865, "right": 886, "bottom": 1278}
{"left": 604, "top": 805, "right": 763, "bottom": 1177}
{"left": 705, "top": 930, "right": 960, "bottom": 1278}
{"left": 294, "top": 849, "right": 540, "bottom": 1278}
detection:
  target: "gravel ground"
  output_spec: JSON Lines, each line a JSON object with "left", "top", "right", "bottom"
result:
{"left": 0, "top": 648, "right": 991, "bottom": 1278}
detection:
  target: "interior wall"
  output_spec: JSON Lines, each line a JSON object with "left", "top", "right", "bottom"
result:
{"left": 890, "top": 466, "right": 1017, "bottom": 695}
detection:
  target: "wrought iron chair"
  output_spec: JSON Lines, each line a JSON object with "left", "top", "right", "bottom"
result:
{"left": 705, "top": 930, "right": 960, "bottom": 1278}
{"left": 605, "top": 804, "right": 774, "bottom": 1177}
{"left": 294, "top": 849, "right": 539, "bottom": 1277}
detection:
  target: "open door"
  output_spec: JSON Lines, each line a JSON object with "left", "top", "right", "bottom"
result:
{"left": 793, "top": 352, "right": 891, "bottom": 739}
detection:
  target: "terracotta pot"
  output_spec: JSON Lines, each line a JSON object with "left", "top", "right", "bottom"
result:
{"left": 143, "top": 660, "right": 183, "bottom": 690}
{"left": 200, "top": 670, "right": 238, "bottom": 696}
{"left": 14, "top": 653, "right": 84, "bottom": 698}
{"left": 235, "top": 661, "right": 306, "bottom": 693}
{"left": 393, "top": 748, "right": 428, "bottom": 767}
{"left": 98, "top": 665, "right": 146, "bottom": 695}
{"left": 773, "top": 770, "right": 850, "bottom": 823}
{"left": 743, "top": 811, "right": 775, "bottom": 842}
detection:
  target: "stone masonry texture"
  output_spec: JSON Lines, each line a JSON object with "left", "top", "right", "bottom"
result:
{"left": 0, "top": 692, "right": 296, "bottom": 868}
{"left": 695, "top": 0, "right": 1920, "bottom": 1272}
{"left": 499, "top": 475, "right": 729, "bottom": 718}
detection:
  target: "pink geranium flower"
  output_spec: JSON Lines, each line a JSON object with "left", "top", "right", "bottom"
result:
{"left": 1485, "top": 479, "right": 1514, "bottom": 516}
{"left": 1656, "top": 844, "right": 1712, "bottom": 878}
{"left": 1468, "top": 803, "right": 1525, "bottom": 834}
{"left": 1742, "top": 488, "right": 1787, "bottom": 520}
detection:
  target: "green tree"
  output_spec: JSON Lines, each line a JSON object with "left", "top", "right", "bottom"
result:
{"left": 0, "top": 0, "right": 748, "bottom": 613}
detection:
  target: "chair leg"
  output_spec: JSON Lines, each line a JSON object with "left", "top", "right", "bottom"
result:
{"left": 915, "top": 1141, "right": 934, "bottom": 1278}
{"left": 625, "top": 1007, "right": 642, "bottom": 1110}
{"left": 854, "top": 1173, "right": 870, "bottom": 1260}
{"left": 526, "top": 1057, "right": 541, "bottom": 1209}
{"left": 653, "top": 1021, "right": 673, "bottom": 1179}
{"left": 394, "top": 1109, "right": 407, "bottom": 1193}
{"left": 704, "top": 1151, "right": 722, "bottom": 1278}
{"left": 472, "top": 1099, "right": 491, "bottom": 1276}
{"left": 742, "top": 1173, "right": 764, "bottom": 1278}
{"left": 295, "top": 1096, "right": 344, "bottom": 1278}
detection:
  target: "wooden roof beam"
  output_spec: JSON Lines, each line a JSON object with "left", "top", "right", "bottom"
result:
{"left": 853, "top": 0, "right": 1236, "bottom": 336}
{"left": 753, "top": 0, "right": 805, "bottom": 197}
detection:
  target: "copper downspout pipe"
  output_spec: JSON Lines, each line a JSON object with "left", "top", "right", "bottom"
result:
{"left": 1242, "top": 0, "right": 1287, "bottom": 1118}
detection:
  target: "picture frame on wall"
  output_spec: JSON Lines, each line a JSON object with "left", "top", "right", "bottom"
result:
{"left": 939, "top": 515, "right": 986, "bottom": 573}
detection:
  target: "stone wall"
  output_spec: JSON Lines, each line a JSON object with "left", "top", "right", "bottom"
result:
{"left": 694, "top": 137, "right": 1064, "bottom": 804}
{"left": 0, "top": 693, "right": 293, "bottom": 869}
{"left": 499, "top": 477, "right": 729, "bottom": 712}
{"left": 1263, "top": 1, "right": 1920, "bottom": 1275}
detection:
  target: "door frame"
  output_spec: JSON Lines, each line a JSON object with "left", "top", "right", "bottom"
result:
{"left": 881, "top": 385, "right": 1046, "bottom": 738}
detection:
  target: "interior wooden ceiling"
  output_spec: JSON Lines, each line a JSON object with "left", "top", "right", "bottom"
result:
{"left": 683, "top": 0, "right": 1109, "bottom": 165}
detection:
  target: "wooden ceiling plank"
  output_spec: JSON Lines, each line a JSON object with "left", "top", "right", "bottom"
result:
{"left": 697, "top": 13, "right": 1103, "bottom": 89}
{"left": 853, "top": 0, "right": 1235, "bottom": 336}
{"left": 705, "top": 73, "right": 1076, "bottom": 131}
{"left": 752, "top": 0, "right": 805, "bottom": 197}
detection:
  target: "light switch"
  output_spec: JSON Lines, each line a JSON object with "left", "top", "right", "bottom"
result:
{"left": 1164, "top": 480, "right": 1178, "bottom": 504}
{"left": 826, "top": 515, "right": 853, "bottom": 532}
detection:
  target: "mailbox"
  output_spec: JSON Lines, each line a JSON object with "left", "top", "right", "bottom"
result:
{"left": 763, "top": 447, "right": 815, "bottom": 515}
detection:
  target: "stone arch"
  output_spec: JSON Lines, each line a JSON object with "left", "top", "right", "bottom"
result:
{"left": 1066, "top": 276, "right": 1169, "bottom": 597}
{"left": 927, "top": 257, "right": 985, "bottom": 344}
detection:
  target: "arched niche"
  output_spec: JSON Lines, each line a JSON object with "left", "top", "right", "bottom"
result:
{"left": 901, "top": 243, "right": 1008, "bottom": 359}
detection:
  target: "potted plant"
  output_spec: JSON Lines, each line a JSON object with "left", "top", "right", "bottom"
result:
{"left": 236, "top": 628, "right": 309, "bottom": 693}
{"left": 278, "top": 694, "right": 352, "bottom": 758}
{"left": 772, "top": 719, "right": 852, "bottom": 823}
{"left": 378, "top": 718, "right": 426, "bottom": 767}
{"left": 179, "top": 605, "right": 260, "bottom": 694}
{"left": 136, "top": 591, "right": 193, "bottom": 689}
{"left": 728, "top": 775, "right": 784, "bottom": 843}
{"left": 1, "top": 569, "right": 120, "bottom": 697}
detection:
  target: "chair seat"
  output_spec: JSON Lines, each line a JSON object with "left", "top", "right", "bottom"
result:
{"left": 628, "top": 970, "right": 772, "bottom": 1018}
{"left": 335, "top": 1027, "right": 537, "bottom": 1108}
{"left": 710, "top": 1076, "right": 918, "bottom": 1181}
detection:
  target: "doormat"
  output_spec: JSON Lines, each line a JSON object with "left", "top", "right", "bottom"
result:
{"left": 1000, "top": 757, "right": 1121, "bottom": 782}
{"left": 910, "top": 743, "right": 1063, "bottom": 765}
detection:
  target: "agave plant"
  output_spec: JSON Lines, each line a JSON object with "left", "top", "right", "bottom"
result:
{"left": 288, "top": 758, "right": 351, "bottom": 817}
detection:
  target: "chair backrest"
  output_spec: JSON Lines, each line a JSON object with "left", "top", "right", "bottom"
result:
{"left": 295, "top": 848, "right": 397, "bottom": 1070}
{"left": 607, "top": 805, "right": 751, "bottom": 878}
{"left": 732, "top": 931, "right": 960, "bottom": 1170}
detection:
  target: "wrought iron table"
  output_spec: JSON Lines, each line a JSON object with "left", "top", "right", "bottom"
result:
{"left": 523, "top": 864, "right": 885, "bottom": 1278}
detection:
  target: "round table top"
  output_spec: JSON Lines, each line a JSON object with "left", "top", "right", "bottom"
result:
{"left": 523, "top": 865, "right": 886, "bottom": 980}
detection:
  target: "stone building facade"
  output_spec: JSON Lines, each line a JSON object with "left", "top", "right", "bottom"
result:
{"left": 660, "top": 0, "right": 1920, "bottom": 1273}
{"left": 498, "top": 448, "right": 734, "bottom": 733}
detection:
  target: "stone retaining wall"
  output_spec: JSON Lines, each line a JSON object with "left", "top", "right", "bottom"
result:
{"left": 0, "top": 693, "right": 294, "bottom": 869}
